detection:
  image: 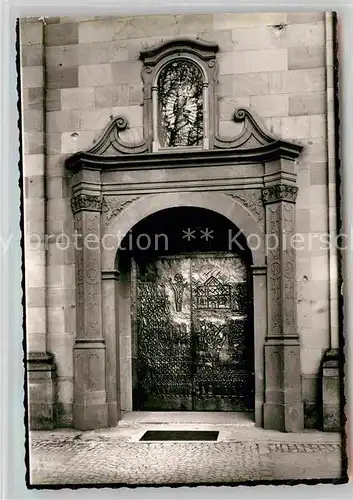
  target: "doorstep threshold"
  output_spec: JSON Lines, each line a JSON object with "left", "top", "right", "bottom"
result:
{"left": 119, "top": 411, "right": 255, "bottom": 426}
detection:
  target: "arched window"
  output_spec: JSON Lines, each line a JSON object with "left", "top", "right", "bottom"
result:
{"left": 140, "top": 39, "right": 219, "bottom": 152}
{"left": 158, "top": 59, "right": 204, "bottom": 148}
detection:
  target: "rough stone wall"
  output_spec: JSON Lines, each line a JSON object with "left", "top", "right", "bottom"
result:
{"left": 21, "top": 12, "right": 336, "bottom": 428}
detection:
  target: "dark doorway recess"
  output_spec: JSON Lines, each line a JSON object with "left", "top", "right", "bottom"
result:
{"left": 118, "top": 206, "right": 252, "bottom": 264}
{"left": 139, "top": 430, "right": 219, "bottom": 441}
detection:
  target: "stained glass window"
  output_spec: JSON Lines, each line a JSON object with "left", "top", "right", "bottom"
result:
{"left": 158, "top": 59, "right": 204, "bottom": 148}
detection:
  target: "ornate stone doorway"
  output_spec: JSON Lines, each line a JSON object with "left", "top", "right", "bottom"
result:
{"left": 66, "top": 106, "right": 304, "bottom": 432}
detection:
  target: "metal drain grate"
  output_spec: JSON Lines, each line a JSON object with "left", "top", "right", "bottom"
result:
{"left": 139, "top": 430, "right": 219, "bottom": 441}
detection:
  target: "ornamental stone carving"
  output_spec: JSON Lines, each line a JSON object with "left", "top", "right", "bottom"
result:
{"left": 283, "top": 202, "right": 295, "bottom": 233}
{"left": 225, "top": 190, "right": 264, "bottom": 223}
{"left": 102, "top": 196, "right": 140, "bottom": 225}
{"left": 86, "top": 212, "right": 100, "bottom": 233}
{"left": 71, "top": 193, "right": 102, "bottom": 214}
{"left": 262, "top": 185, "right": 298, "bottom": 204}
{"left": 268, "top": 204, "right": 280, "bottom": 233}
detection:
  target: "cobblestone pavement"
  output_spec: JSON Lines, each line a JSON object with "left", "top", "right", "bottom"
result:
{"left": 29, "top": 425, "right": 344, "bottom": 486}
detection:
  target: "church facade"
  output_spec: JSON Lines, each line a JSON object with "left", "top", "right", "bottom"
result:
{"left": 20, "top": 12, "right": 342, "bottom": 433}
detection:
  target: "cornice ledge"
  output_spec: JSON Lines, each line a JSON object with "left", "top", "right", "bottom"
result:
{"left": 139, "top": 38, "right": 219, "bottom": 63}
{"left": 214, "top": 108, "right": 303, "bottom": 158}
{"left": 66, "top": 142, "right": 302, "bottom": 173}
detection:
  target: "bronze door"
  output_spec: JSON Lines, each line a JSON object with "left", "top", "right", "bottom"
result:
{"left": 134, "top": 254, "right": 254, "bottom": 411}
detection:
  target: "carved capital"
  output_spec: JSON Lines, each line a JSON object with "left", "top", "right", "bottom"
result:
{"left": 262, "top": 184, "right": 298, "bottom": 204}
{"left": 71, "top": 193, "right": 102, "bottom": 214}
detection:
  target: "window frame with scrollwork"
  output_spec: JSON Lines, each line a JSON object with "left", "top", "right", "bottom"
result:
{"left": 139, "top": 39, "right": 219, "bottom": 153}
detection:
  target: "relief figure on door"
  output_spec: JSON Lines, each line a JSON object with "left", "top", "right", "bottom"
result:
{"left": 134, "top": 254, "right": 254, "bottom": 412}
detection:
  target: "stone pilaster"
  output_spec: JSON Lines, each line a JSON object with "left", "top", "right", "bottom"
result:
{"left": 262, "top": 183, "right": 304, "bottom": 432}
{"left": 251, "top": 265, "right": 267, "bottom": 428}
{"left": 71, "top": 193, "right": 108, "bottom": 430}
{"left": 102, "top": 270, "right": 121, "bottom": 426}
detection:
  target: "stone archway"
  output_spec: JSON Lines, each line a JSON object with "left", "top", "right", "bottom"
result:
{"left": 102, "top": 191, "right": 266, "bottom": 270}
{"left": 67, "top": 107, "right": 304, "bottom": 432}
{"left": 100, "top": 194, "right": 266, "bottom": 427}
